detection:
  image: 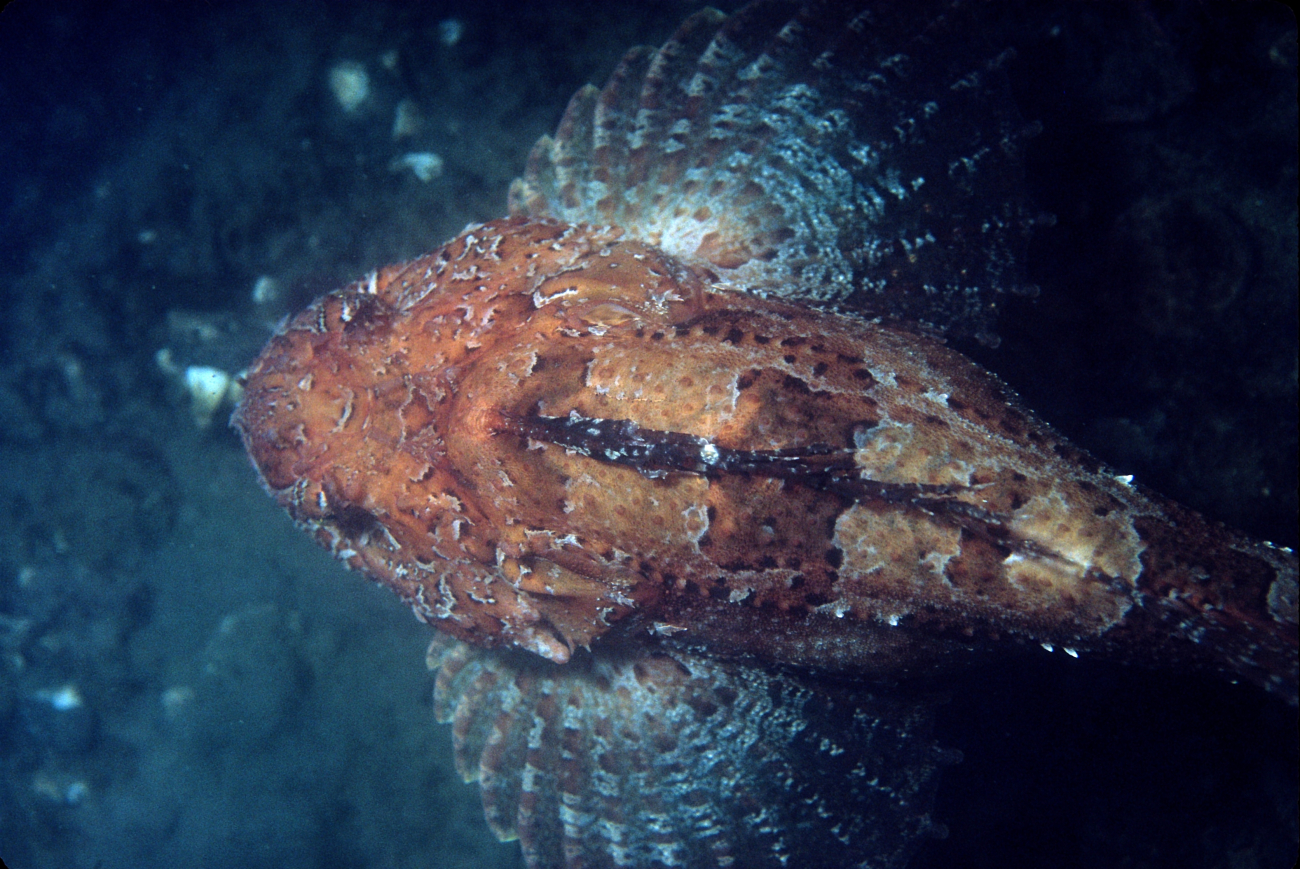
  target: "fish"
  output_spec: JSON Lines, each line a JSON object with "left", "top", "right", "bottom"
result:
{"left": 232, "top": 2, "right": 1298, "bottom": 867}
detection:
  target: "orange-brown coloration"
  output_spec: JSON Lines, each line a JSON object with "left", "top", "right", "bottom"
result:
{"left": 232, "top": 3, "right": 1296, "bottom": 864}
{"left": 236, "top": 214, "right": 1297, "bottom": 698}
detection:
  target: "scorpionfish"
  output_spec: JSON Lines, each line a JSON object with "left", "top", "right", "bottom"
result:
{"left": 234, "top": 2, "right": 1298, "bottom": 867}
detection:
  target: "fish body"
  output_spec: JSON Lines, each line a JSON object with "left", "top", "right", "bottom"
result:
{"left": 236, "top": 214, "right": 1296, "bottom": 696}
{"left": 233, "top": 2, "right": 1297, "bottom": 867}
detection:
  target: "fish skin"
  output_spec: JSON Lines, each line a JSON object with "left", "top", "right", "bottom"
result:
{"left": 233, "top": 214, "right": 1297, "bottom": 702}
{"left": 231, "top": 2, "right": 1297, "bottom": 866}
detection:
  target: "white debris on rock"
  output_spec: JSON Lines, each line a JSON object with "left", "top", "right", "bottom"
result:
{"left": 328, "top": 61, "right": 369, "bottom": 112}
{"left": 392, "top": 99, "right": 421, "bottom": 139}
{"left": 184, "top": 366, "right": 234, "bottom": 428}
{"left": 391, "top": 151, "right": 444, "bottom": 182}
{"left": 438, "top": 18, "right": 465, "bottom": 47}
{"left": 251, "top": 275, "right": 281, "bottom": 306}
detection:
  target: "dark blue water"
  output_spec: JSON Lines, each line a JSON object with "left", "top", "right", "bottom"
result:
{"left": 1, "top": 1, "right": 1294, "bottom": 867}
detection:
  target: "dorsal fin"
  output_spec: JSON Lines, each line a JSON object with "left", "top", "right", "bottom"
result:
{"left": 509, "top": 0, "right": 1040, "bottom": 344}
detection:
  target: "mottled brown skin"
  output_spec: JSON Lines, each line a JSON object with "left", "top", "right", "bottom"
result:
{"left": 235, "top": 215, "right": 1298, "bottom": 700}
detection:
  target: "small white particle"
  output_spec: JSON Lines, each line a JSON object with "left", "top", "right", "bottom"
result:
{"left": 390, "top": 151, "right": 444, "bottom": 182}
{"left": 328, "top": 61, "right": 369, "bottom": 112}
{"left": 438, "top": 18, "right": 464, "bottom": 46}
{"left": 922, "top": 389, "right": 949, "bottom": 406}
{"left": 38, "top": 685, "right": 84, "bottom": 711}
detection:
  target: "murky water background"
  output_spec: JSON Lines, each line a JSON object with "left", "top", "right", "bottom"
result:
{"left": 1, "top": 2, "right": 1294, "bottom": 867}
